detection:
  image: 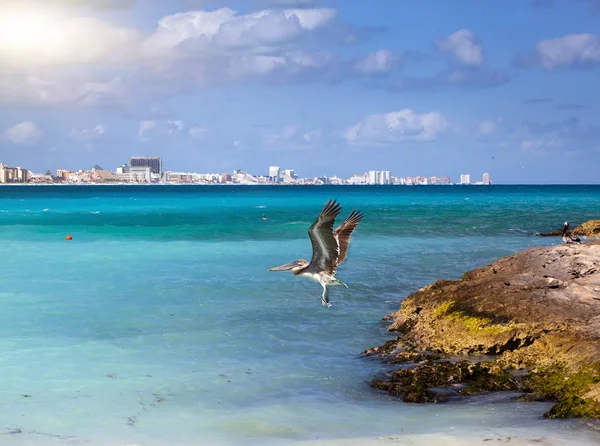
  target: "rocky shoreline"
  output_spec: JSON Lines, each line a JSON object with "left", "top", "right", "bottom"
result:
{"left": 364, "top": 237, "right": 600, "bottom": 418}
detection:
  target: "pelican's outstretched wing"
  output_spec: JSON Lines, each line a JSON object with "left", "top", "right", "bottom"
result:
{"left": 334, "top": 210, "right": 364, "bottom": 266}
{"left": 306, "top": 199, "right": 342, "bottom": 275}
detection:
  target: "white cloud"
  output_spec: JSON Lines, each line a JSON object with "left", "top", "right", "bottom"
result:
{"left": 344, "top": 109, "right": 449, "bottom": 144}
{"left": 268, "top": 0, "right": 314, "bottom": 5}
{"left": 354, "top": 49, "right": 400, "bottom": 74}
{"left": 144, "top": 8, "right": 336, "bottom": 56}
{"left": 534, "top": 33, "right": 600, "bottom": 70}
{"left": 479, "top": 118, "right": 503, "bottom": 135}
{"left": 303, "top": 128, "right": 321, "bottom": 142}
{"left": 0, "top": 4, "right": 376, "bottom": 106}
{"left": 139, "top": 120, "right": 157, "bottom": 139}
{"left": 139, "top": 119, "right": 207, "bottom": 140}
{"left": 166, "top": 120, "right": 185, "bottom": 133}
{"left": 436, "top": 29, "right": 484, "bottom": 66}
{"left": 263, "top": 124, "right": 322, "bottom": 147}
{"left": 137, "top": 7, "right": 341, "bottom": 85}
{"left": 1, "top": 121, "right": 42, "bottom": 144}
{"left": 0, "top": 74, "right": 128, "bottom": 107}
{"left": 521, "top": 138, "right": 563, "bottom": 151}
{"left": 189, "top": 126, "right": 209, "bottom": 139}
{"left": 70, "top": 125, "right": 106, "bottom": 142}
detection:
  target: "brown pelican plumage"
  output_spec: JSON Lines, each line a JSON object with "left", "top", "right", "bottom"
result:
{"left": 268, "top": 199, "right": 364, "bottom": 307}
{"left": 562, "top": 221, "right": 582, "bottom": 244}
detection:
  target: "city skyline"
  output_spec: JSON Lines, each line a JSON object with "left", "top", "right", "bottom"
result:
{"left": 0, "top": 1, "right": 599, "bottom": 184}
{"left": 0, "top": 155, "right": 493, "bottom": 185}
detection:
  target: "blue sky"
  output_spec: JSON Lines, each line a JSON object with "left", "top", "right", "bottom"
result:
{"left": 0, "top": 0, "right": 599, "bottom": 183}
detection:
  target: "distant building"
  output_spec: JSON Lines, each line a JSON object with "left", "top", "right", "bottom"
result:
{"left": 460, "top": 174, "right": 471, "bottom": 185}
{"left": 430, "top": 176, "right": 451, "bottom": 185}
{"left": 483, "top": 173, "right": 491, "bottom": 185}
{"left": 366, "top": 170, "right": 391, "bottom": 185}
{"left": 381, "top": 171, "right": 391, "bottom": 185}
{"left": 0, "top": 164, "right": 28, "bottom": 183}
{"left": 56, "top": 168, "right": 72, "bottom": 179}
{"left": 130, "top": 156, "right": 162, "bottom": 174}
{"left": 268, "top": 166, "right": 280, "bottom": 183}
{"left": 116, "top": 164, "right": 152, "bottom": 183}
{"left": 92, "top": 169, "right": 119, "bottom": 183}
{"left": 347, "top": 173, "right": 366, "bottom": 185}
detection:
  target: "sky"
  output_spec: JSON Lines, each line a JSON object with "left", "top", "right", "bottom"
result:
{"left": 0, "top": 0, "right": 599, "bottom": 184}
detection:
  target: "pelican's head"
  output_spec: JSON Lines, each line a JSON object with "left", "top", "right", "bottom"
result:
{"left": 564, "top": 221, "right": 569, "bottom": 228}
{"left": 268, "top": 259, "right": 309, "bottom": 273}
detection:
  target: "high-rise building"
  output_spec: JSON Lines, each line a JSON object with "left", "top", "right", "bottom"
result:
{"left": 367, "top": 170, "right": 391, "bottom": 185}
{"left": 0, "top": 164, "right": 28, "bottom": 183}
{"left": 381, "top": 171, "right": 391, "bottom": 185}
{"left": 130, "top": 156, "right": 162, "bottom": 174}
{"left": 483, "top": 173, "right": 491, "bottom": 185}
{"left": 268, "top": 166, "right": 280, "bottom": 183}
{"left": 460, "top": 174, "right": 471, "bottom": 185}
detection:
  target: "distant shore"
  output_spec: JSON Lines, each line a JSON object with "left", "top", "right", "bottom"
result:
{"left": 0, "top": 182, "right": 477, "bottom": 186}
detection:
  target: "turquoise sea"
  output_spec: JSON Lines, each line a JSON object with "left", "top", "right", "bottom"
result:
{"left": 1, "top": 185, "right": 600, "bottom": 446}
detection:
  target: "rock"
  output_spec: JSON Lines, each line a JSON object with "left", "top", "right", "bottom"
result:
{"left": 372, "top": 360, "right": 518, "bottom": 403}
{"left": 537, "top": 219, "right": 600, "bottom": 238}
{"left": 365, "top": 241, "right": 600, "bottom": 418}
{"left": 573, "top": 220, "right": 600, "bottom": 239}
{"left": 537, "top": 229, "right": 563, "bottom": 237}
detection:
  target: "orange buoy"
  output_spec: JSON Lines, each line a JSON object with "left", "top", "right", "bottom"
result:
{"left": 66, "top": 235, "right": 73, "bottom": 240}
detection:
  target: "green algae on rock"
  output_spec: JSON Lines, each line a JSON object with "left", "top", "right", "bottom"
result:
{"left": 365, "top": 241, "right": 600, "bottom": 418}
{"left": 372, "top": 360, "right": 518, "bottom": 403}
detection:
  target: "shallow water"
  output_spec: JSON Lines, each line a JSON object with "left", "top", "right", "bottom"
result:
{"left": 1, "top": 185, "right": 599, "bottom": 445}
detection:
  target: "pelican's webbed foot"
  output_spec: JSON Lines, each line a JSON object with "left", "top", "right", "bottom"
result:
{"left": 321, "top": 287, "right": 332, "bottom": 307}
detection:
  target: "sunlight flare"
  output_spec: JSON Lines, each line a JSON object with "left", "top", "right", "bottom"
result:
{"left": 0, "top": 5, "right": 59, "bottom": 52}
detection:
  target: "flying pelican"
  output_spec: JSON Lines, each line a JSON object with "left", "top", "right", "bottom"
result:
{"left": 268, "top": 199, "right": 364, "bottom": 307}
{"left": 562, "top": 221, "right": 582, "bottom": 244}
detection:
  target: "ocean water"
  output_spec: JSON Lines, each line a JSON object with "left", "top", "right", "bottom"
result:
{"left": 1, "top": 185, "right": 600, "bottom": 446}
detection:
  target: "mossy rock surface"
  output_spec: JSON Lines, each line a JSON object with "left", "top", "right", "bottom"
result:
{"left": 365, "top": 241, "right": 600, "bottom": 418}
{"left": 372, "top": 360, "right": 518, "bottom": 403}
{"left": 573, "top": 220, "right": 600, "bottom": 238}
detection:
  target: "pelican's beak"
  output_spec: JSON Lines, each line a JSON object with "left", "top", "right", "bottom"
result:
{"left": 268, "top": 261, "right": 297, "bottom": 272}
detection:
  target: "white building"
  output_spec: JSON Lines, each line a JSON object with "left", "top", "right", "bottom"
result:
{"left": 268, "top": 166, "right": 280, "bottom": 183}
{"left": 460, "top": 174, "right": 471, "bottom": 185}
{"left": 116, "top": 165, "right": 152, "bottom": 183}
{"left": 348, "top": 173, "right": 367, "bottom": 185}
{"left": 233, "top": 170, "right": 261, "bottom": 184}
{"left": 280, "top": 168, "right": 297, "bottom": 184}
{"left": 0, "top": 164, "right": 28, "bottom": 183}
{"left": 381, "top": 171, "right": 391, "bottom": 185}
{"left": 367, "top": 170, "right": 392, "bottom": 185}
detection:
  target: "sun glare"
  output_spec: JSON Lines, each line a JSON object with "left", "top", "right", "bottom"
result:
{"left": 0, "top": 6, "right": 58, "bottom": 52}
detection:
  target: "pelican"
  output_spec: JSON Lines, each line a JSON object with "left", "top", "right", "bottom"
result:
{"left": 268, "top": 199, "right": 364, "bottom": 307}
{"left": 562, "top": 221, "right": 582, "bottom": 244}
